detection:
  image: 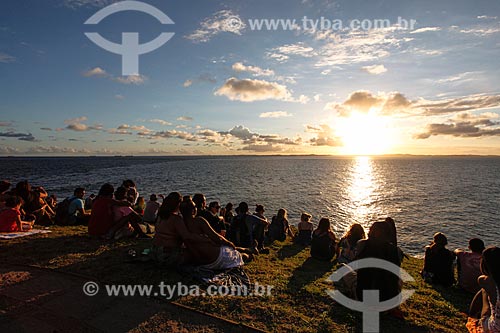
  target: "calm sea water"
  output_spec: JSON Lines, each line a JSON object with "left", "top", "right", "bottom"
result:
{"left": 1, "top": 155, "right": 499, "bottom": 255}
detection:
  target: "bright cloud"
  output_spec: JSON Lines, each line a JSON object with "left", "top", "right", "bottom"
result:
{"left": 362, "top": 64, "right": 387, "bottom": 75}
{"left": 215, "top": 77, "right": 292, "bottom": 102}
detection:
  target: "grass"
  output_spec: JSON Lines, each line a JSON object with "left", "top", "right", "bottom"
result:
{"left": 0, "top": 226, "right": 471, "bottom": 332}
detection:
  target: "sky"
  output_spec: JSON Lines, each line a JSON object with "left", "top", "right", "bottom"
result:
{"left": 0, "top": 0, "right": 500, "bottom": 156}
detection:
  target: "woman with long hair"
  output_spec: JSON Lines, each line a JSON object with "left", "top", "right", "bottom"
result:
{"left": 310, "top": 217, "right": 337, "bottom": 261}
{"left": 180, "top": 196, "right": 245, "bottom": 269}
{"left": 421, "top": 232, "right": 456, "bottom": 286}
{"left": 337, "top": 223, "right": 366, "bottom": 264}
{"left": 467, "top": 247, "right": 500, "bottom": 333}
{"left": 268, "top": 208, "right": 293, "bottom": 243}
{"left": 152, "top": 192, "right": 210, "bottom": 266}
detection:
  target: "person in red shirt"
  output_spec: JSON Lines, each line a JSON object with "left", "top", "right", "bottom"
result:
{"left": 0, "top": 196, "right": 33, "bottom": 232}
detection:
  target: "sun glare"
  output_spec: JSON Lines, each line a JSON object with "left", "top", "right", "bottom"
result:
{"left": 335, "top": 111, "right": 393, "bottom": 155}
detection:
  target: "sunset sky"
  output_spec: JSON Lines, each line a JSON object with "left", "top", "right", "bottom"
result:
{"left": 1, "top": 0, "right": 500, "bottom": 155}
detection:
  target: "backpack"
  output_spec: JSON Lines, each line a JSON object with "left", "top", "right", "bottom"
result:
{"left": 54, "top": 197, "right": 78, "bottom": 225}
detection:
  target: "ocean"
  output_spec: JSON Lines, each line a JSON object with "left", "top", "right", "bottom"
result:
{"left": 1, "top": 155, "right": 499, "bottom": 255}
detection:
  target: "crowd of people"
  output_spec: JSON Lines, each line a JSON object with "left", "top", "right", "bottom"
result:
{"left": 0, "top": 179, "right": 498, "bottom": 332}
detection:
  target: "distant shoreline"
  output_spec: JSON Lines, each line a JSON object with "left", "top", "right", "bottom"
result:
{"left": 1, "top": 154, "right": 500, "bottom": 158}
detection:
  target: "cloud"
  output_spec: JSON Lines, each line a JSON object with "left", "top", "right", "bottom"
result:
{"left": 0, "top": 131, "right": 37, "bottom": 141}
{"left": 61, "top": 0, "right": 118, "bottom": 9}
{"left": 410, "top": 27, "right": 441, "bottom": 34}
{"left": 228, "top": 125, "right": 256, "bottom": 140}
{"left": 416, "top": 94, "right": 500, "bottom": 116}
{"left": 64, "top": 116, "right": 103, "bottom": 132}
{"left": 477, "top": 15, "right": 498, "bottom": 20}
{"left": 232, "top": 62, "right": 275, "bottom": 77}
{"left": 307, "top": 124, "right": 342, "bottom": 147}
{"left": 82, "top": 67, "right": 108, "bottom": 77}
{"left": 66, "top": 123, "right": 88, "bottom": 131}
{"left": 259, "top": 111, "right": 292, "bottom": 118}
{"left": 182, "top": 73, "right": 216, "bottom": 87}
{"left": 215, "top": 77, "right": 292, "bottom": 102}
{"left": 185, "top": 10, "right": 246, "bottom": 43}
{"left": 240, "top": 143, "right": 284, "bottom": 152}
{"left": 117, "top": 124, "right": 149, "bottom": 131}
{"left": 149, "top": 119, "right": 173, "bottom": 126}
{"left": 0, "top": 52, "right": 15, "bottom": 63}
{"left": 415, "top": 117, "right": 500, "bottom": 139}
{"left": 324, "top": 90, "right": 423, "bottom": 117}
{"left": 150, "top": 130, "right": 198, "bottom": 142}
{"left": 177, "top": 116, "right": 193, "bottom": 121}
{"left": 459, "top": 27, "right": 500, "bottom": 36}
{"left": 82, "top": 67, "right": 147, "bottom": 85}
{"left": 113, "top": 75, "right": 147, "bottom": 85}
{"left": 436, "top": 72, "right": 479, "bottom": 83}
{"left": 362, "top": 64, "right": 387, "bottom": 75}
{"left": 114, "top": 94, "right": 124, "bottom": 100}
{"left": 267, "top": 42, "right": 315, "bottom": 62}
{"left": 308, "top": 27, "right": 412, "bottom": 68}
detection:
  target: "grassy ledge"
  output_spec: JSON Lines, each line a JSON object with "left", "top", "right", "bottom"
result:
{"left": 0, "top": 226, "right": 471, "bottom": 332}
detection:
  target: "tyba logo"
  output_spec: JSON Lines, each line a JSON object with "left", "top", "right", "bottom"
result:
{"left": 84, "top": 1, "right": 174, "bottom": 75}
{"left": 326, "top": 258, "right": 415, "bottom": 333}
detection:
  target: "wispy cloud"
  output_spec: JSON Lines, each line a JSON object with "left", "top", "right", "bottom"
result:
{"left": 82, "top": 67, "right": 147, "bottom": 85}
{"left": 177, "top": 116, "right": 193, "bottom": 121}
{"left": 232, "top": 62, "right": 275, "bottom": 77}
{"left": 185, "top": 10, "right": 246, "bottom": 43}
{"left": 410, "top": 27, "right": 441, "bottom": 34}
{"left": 259, "top": 111, "right": 292, "bottom": 118}
{"left": 149, "top": 119, "right": 173, "bottom": 126}
{"left": 0, "top": 52, "right": 15, "bottom": 63}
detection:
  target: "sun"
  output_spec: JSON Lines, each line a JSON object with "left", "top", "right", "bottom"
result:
{"left": 335, "top": 111, "right": 394, "bottom": 155}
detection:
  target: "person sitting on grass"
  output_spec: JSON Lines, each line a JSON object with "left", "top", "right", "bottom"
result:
{"left": 294, "top": 212, "right": 313, "bottom": 246}
{"left": 421, "top": 232, "right": 456, "bottom": 287}
{"left": 466, "top": 246, "right": 500, "bottom": 333}
{"left": 67, "top": 187, "right": 91, "bottom": 225}
{"left": 229, "top": 202, "right": 269, "bottom": 251}
{"left": 0, "top": 196, "right": 33, "bottom": 232}
{"left": 87, "top": 184, "right": 146, "bottom": 239}
{"left": 134, "top": 196, "right": 146, "bottom": 216}
{"left": 268, "top": 208, "right": 293, "bottom": 243}
{"left": 310, "top": 217, "right": 337, "bottom": 261}
{"left": 180, "top": 196, "right": 246, "bottom": 269}
{"left": 111, "top": 186, "right": 150, "bottom": 239}
{"left": 152, "top": 192, "right": 218, "bottom": 267}
{"left": 455, "top": 238, "right": 485, "bottom": 294}
{"left": 355, "top": 221, "right": 402, "bottom": 318}
{"left": 143, "top": 194, "right": 160, "bottom": 225}
{"left": 337, "top": 223, "right": 366, "bottom": 264}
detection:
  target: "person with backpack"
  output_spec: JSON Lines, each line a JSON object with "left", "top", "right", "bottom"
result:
{"left": 229, "top": 202, "right": 268, "bottom": 250}
{"left": 67, "top": 187, "right": 90, "bottom": 225}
